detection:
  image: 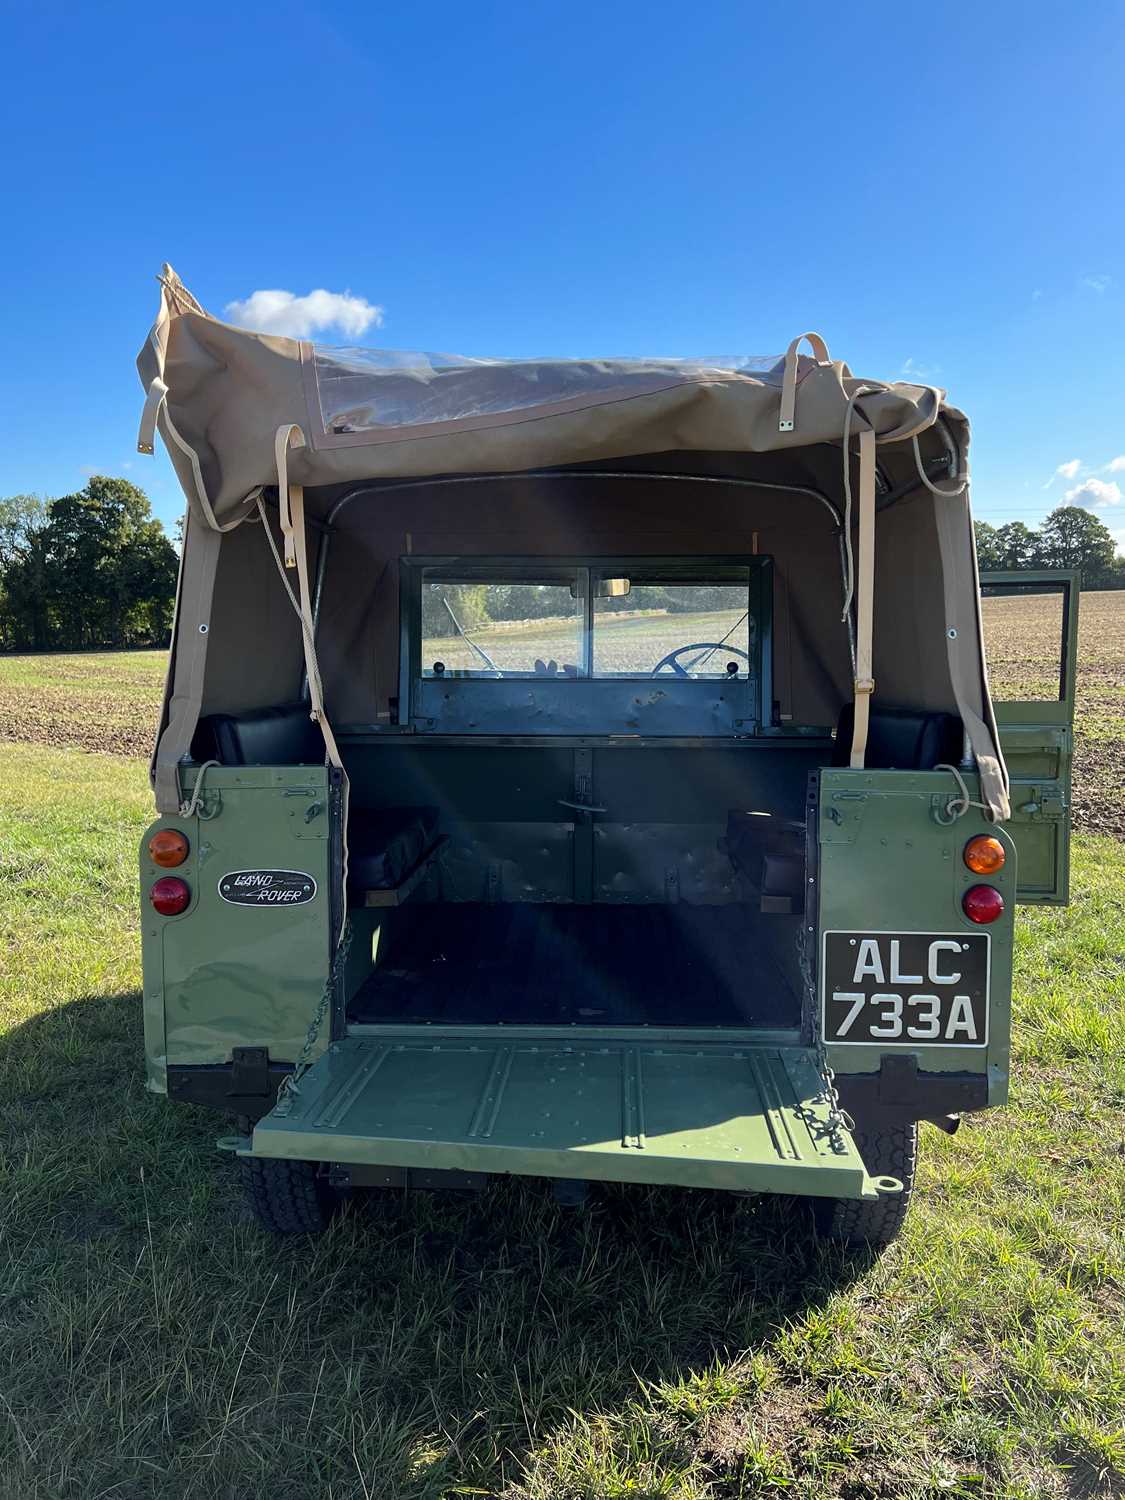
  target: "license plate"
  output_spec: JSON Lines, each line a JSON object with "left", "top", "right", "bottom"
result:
{"left": 821, "top": 931, "right": 989, "bottom": 1047}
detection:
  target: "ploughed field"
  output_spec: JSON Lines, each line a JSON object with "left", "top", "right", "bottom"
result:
{"left": 1, "top": 589, "right": 1121, "bottom": 834}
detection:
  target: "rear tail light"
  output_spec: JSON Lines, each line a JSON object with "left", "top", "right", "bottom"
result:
{"left": 150, "top": 877, "right": 190, "bottom": 915}
{"left": 964, "top": 834, "right": 1005, "bottom": 875}
{"left": 148, "top": 829, "right": 190, "bottom": 867}
{"left": 963, "top": 884, "right": 1004, "bottom": 924}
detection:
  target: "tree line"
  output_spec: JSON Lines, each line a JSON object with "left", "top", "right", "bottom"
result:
{"left": 421, "top": 581, "right": 736, "bottom": 637}
{"left": 0, "top": 478, "right": 178, "bottom": 652}
{"left": 974, "top": 505, "right": 1123, "bottom": 587}
{"left": 0, "top": 483, "right": 1120, "bottom": 655}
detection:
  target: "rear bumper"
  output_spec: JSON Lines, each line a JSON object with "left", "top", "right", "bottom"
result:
{"left": 834, "top": 1056, "right": 991, "bottom": 1126}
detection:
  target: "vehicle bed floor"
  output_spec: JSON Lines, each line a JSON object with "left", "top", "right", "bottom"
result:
{"left": 348, "top": 904, "right": 802, "bottom": 1028}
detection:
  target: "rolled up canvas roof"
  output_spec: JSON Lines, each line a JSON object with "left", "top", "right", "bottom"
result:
{"left": 137, "top": 265, "right": 1010, "bottom": 822}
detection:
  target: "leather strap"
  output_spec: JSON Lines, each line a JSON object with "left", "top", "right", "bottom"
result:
{"left": 779, "top": 332, "right": 831, "bottom": 433}
{"left": 137, "top": 377, "right": 168, "bottom": 456}
{"left": 849, "top": 427, "right": 876, "bottom": 768}
{"left": 273, "top": 425, "right": 343, "bottom": 771}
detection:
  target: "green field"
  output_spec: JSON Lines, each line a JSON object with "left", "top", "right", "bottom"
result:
{"left": 1, "top": 619, "right": 1124, "bottom": 1497}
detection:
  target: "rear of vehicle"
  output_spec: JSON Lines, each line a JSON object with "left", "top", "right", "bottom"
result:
{"left": 136, "top": 277, "right": 1076, "bottom": 1248}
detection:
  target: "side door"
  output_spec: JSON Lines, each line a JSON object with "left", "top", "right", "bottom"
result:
{"left": 979, "top": 570, "right": 1079, "bottom": 904}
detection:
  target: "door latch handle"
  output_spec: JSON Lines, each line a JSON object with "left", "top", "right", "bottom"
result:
{"left": 557, "top": 798, "right": 608, "bottom": 815}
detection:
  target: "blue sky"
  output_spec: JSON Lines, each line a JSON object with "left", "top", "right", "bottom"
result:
{"left": 1, "top": 0, "right": 1122, "bottom": 549}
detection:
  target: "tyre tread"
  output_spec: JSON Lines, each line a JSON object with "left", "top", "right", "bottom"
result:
{"left": 240, "top": 1156, "right": 330, "bottom": 1235}
{"left": 820, "top": 1121, "right": 918, "bottom": 1249}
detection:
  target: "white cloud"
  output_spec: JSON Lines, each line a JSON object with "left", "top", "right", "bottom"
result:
{"left": 1043, "top": 458, "right": 1082, "bottom": 488}
{"left": 1104, "top": 455, "right": 1125, "bottom": 473}
{"left": 1031, "top": 287, "right": 1044, "bottom": 301}
{"left": 224, "top": 288, "right": 384, "bottom": 339}
{"left": 1110, "top": 526, "right": 1125, "bottom": 557}
{"left": 901, "top": 356, "right": 942, "bottom": 380}
{"left": 1079, "top": 273, "right": 1112, "bottom": 294}
{"left": 1065, "top": 476, "right": 1123, "bottom": 508}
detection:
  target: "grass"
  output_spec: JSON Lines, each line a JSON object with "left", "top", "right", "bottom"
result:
{"left": 1, "top": 741, "right": 1123, "bottom": 1498}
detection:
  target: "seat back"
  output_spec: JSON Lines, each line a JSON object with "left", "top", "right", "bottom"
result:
{"left": 833, "top": 704, "right": 963, "bottom": 770}
{"left": 191, "top": 703, "right": 324, "bottom": 767}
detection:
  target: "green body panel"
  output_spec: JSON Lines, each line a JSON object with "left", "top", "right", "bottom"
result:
{"left": 980, "top": 569, "right": 1078, "bottom": 905}
{"left": 246, "top": 1035, "right": 883, "bottom": 1199}
{"left": 993, "top": 704, "right": 1071, "bottom": 902}
{"left": 140, "top": 765, "right": 334, "bottom": 1091}
{"left": 817, "top": 768, "right": 1015, "bottom": 1103}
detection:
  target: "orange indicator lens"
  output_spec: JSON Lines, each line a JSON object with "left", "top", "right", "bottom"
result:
{"left": 963, "top": 834, "right": 1005, "bottom": 875}
{"left": 149, "top": 829, "right": 190, "bottom": 867}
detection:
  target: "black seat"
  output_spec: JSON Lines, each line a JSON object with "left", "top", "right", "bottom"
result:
{"left": 191, "top": 703, "right": 324, "bottom": 767}
{"left": 724, "top": 809, "right": 806, "bottom": 914}
{"left": 348, "top": 807, "right": 441, "bottom": 892}
{"left": 832, "top": 704, "right": 962, "bottom": 770}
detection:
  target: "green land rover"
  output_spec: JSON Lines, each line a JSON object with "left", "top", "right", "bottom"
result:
{"left": 136, "top": 268, "right": 1076, "bottom": 1247}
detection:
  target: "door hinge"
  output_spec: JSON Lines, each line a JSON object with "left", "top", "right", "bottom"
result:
{"left": 230, "top": 1046, "right": 271, "bottom": 1097}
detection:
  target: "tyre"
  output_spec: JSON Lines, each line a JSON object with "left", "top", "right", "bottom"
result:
{"left": 240, "top": 1155, "right": 335, "bottom": 1235}
{"left": 814, "top": 1119, "right": 918, "bottom": 1250}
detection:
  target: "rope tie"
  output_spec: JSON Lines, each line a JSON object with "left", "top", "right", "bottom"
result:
{"left": 911, "top": 431, "right": 968, "bottom": 497}
{"left": 933, "top": 763, "right": 992, "bottom": 824}
{"left": 179, "top": 759, "right": 221, "bottom": 819}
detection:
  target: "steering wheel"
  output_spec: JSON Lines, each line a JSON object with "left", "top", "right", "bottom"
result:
{"left": 651, "top": 643, "right": 752, "bottom": 677}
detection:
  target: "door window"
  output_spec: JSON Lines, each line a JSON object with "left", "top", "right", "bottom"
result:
{"left": 980, "top": 580, "right": 1071, "bottom": 702}
{"left": 979, "top": 571, "right": 1079, "bottom": 905}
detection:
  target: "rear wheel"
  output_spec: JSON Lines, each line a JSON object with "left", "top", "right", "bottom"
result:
{"left": 815, "top": 1120, "right": 918, "bottom": 1250}
{"left": 240, "top": 1155, "right": 335, "bottom": 1235}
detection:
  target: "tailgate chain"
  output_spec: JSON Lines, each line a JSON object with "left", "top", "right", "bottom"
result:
{"left": 814, "top": 1035, "right": 854, "bottom": 1152}
{"left": 272, "top": 920, "right": 353, "bottom": 1119}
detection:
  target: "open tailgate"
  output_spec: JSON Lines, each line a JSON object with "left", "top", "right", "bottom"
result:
{"left": 245, "top": 1036, "right": 884, "bottom": 1200}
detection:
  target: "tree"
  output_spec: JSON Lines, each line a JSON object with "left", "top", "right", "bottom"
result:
{"left": 973, "top": 520, "right": 1003, "bottom": 572}
{"left": 0, "top": 494, "right": 47, "bottom": 569}
{"left": 1037, "top": 505, "right": 1116, "bottom": 582}
{"left": 992, "top": 521, "right": 1041, "bottom": 570}
{"left": 0, "top": 477, "right": 177, "bottom": 651}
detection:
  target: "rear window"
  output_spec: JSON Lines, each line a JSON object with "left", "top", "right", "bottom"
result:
{"left": 311, "top": 349, "right": 783, "bottom": 439}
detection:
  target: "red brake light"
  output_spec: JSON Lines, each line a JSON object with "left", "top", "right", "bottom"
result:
{"left": 963, "top": 885, "right": 1004, "bottom": 924}
{"left": 150, "top": 876, "right": 190, "bottom": 915}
